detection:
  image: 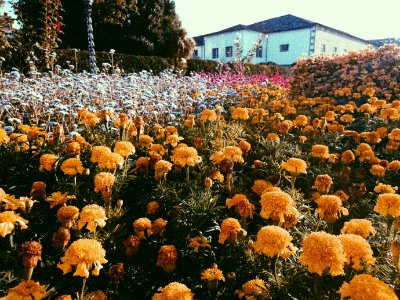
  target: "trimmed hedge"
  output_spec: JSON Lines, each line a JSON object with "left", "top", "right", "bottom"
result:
{"left": 56, "top": 49, "right": 175, "bottom": 74}
{"left": 290, "top": 44, "right": 400, "bottom": 99}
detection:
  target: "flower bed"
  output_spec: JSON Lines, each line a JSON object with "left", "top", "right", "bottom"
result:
{"left": 0, "top": 62, "right": 400, "bottom": 299}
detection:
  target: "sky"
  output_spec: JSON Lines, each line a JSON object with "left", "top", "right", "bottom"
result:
{"left": 173, "top": 0, "right": 400, "bottom": 40}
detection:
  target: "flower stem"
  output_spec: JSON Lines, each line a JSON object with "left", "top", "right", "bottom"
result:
{"left": 80, "top": 277, "right": 87, "bottom": 300}
{"left": 23, "top": 267, "right": 34, "bottom": 280}
{"left": 314, "top": 275, "right": 323, "bottom": 300}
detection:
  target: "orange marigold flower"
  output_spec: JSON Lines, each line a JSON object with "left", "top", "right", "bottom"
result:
{"left": 189, "top": 236, "right": 211, "bottom": 253}
{"left": 57, "top": 206, "right": 79, "bottom": 228}
{"left": 293, "top": 115, "right": 308, "bottom": 127}
{"left": 316, "top": 195, "right": 348, "bottom": 223}
{"left": 98, "top": 152, "right": 124, "bottom": 170}
{"left": 170, "top": 145, "right": 201, "bottom": 167}
{"left": 300, "top": 232, "right": 345, "bottom": 276}
{"left": 281, "top": 157, "right": 307, "bottom": 176}
{"left": 388, "top": 160, "right": 400, "bottom": 171}
{"left": 3, "top": 280, "right": 47, "bottom": 300}
{"left": 94, "top": 172, "right": 115, "bottom": 200}
{"left": 311, "top": 144, "right": 329, "bottom": 160}
{"left": 374, "top": 193, "right": 400, "bottom": 218}
{"left": 340, "top": 114, "right": 355, "bottom": 123}
{"left": 0, "top": 211, "right": 28, "bottom": 237}
{"left": 209, "top": 170, "right": 224, "bottom": 183}
{"left": 154, "top": 160, "right": 173, "bottom": 180}
{"left": 218, "top": 218, "right": 247, "bottom": 244}
{"left": 146, "top": 201, "right": 160, "bottom": 215}
{"left": 312, "top": 174, "right": 333, "bottom": 193}
{"left": 222, "top": 146, "right": 244, "bottom": 163}
{"left": 201, "top": 109, "right": 217, "bottom": 122}
{"left": 39, "top": 154, "right": 58, "bottom": 172}
{"left": 60, "top": 158, "right": 84, "bottom": 176}
{"left": 164, "top": 126, "right": 178, "bottom": 136}
{"left": 341, "top": 150, "right": 355, "bottom": 164}
{"left": 77, "top": 204, "right": 107, "bottom": 232}
{"left": 165, "top": 134, "right": 184, "bottom": 148}
{"left": 86, "top": 290, "right": 108, "bottom": 300}
{"left": 58, "top": 239, "right": 107, "bottom": 278}
{"left": 335, "top": 190, "right": 350, "bottom": 202}
{"left": 370, "top": 164, "right": 386, "bottom": 177}
{"left": 354, "top": 143, "right": 372, "bottom": 156}
{"left": 114, "top": 141, "right": 135, "bottom": 157}
{"left": 267, "top": 133, "right": 280, "bottom": 143}
{"left": 238, "top": 140, "right": 251, "bottom": 153}
{"left": 53, "top": 227, "right": 71, "bottom": 250}
{"left": 19, "top": 241, "right": 42, "bottom": 268}
{"left": 65, "top": 141, "right": 81, "bottom": 154}
{"left": 375, "top": 183, "right": 397, "bottom": 194}
{"left": 46, "top": 191, "right": 76, "bottom": 209}
{"left": 226, "top": 194, "right": 254, "bottom": 221}
{"left": 157, "top": 245, "right": 178, "bottom": 273}
{"left": 0, "top": 128, "right": 10, "bottom": 144}
{"left": 152, "top": 218, "right": 168, "bottom": 237}
{"left": 339, "top": 234, "right": 375, "bottom": 270}
{"left": 252, "top": 225, "right": 297, "bottom": 259}
{"left": 149, "top": 144, "right": 167, "bottom": 157}
{"left": 139, "top": 135, "right": 154, "bottom": 147}
{"left": 232, "top": 107, "right": 250, "bottom": 120}
{"left": 201, "top": 264, "right": 225, "bottom": 282}
{"left": 152, "top": 282, "right": 193, "bottom": 300}
{"left": 341, "top": 219, "right": 376, "bottom": 238}
{"left": 30, "top": 181, "right": 46, "bottom": 199}
{"left": 339, "top": 274, "right": 397, "bottom": 300}
{"left": 236, "top": 279, "right": 269, "bottom": 300}
{"left": 388, "top": 128, "right": 400, "bottom": 141}
{"left": 91, "top": 146, "right": 112, "bottom": 163}
{"left": 260, "top": 191, "right": 298, "bottom": 227}
{"left": 133, "top": 217, "right": 152, "bottom": 240}
{"left": 124, "top": 235, "right": 140, "bottom": 258}
{"left": 134, "top": 157, "right": 150, "bottom": 173}
{"left": 251, "top": 179, "right": 273, "bottom": 194}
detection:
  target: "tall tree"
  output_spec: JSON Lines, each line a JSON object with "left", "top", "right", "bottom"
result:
{"left": 0, "top": 1, "right": 14, "bottom": 60}
{"left": 12, "top": 0, "right": 63, "bottom": 69}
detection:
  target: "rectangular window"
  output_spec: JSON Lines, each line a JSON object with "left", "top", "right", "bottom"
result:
{"left": 333, "top": 47, "right": 338, "bottom": 53}
{"left": 225, "top": 46, "right": 233, "bottom": 57}
{"left": 193, "top": 49, "right": 198, "bottom": 57}
{"left": 279, "top": 44, "right": 289, "bottom": 52}
{"left": 212, "top": 48, "right": 219, "bottom": 59}
{"left": 321, "top": 44, "right": 326, "bottom": 52}
{"left": 256, "top": 46, "right": 263, "bottom": 58}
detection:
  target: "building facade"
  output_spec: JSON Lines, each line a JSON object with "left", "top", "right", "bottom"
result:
{"left": 193, "top": 15, "right": 371, "bottom": 65}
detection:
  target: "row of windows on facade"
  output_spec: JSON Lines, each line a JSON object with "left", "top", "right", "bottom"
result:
{"left": 194, "top": 43, "right": 346, "bottom": 58}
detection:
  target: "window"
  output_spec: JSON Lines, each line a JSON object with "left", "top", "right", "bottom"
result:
{"left": 212, "top": 48, "right": 219, "bottom": 59}
{"left": 333, "top": 47, "right": 338, "bottom": 53}
{"left": 225, "top": 46, "right": 233, "bottom": 57}
{"left": 256, "top": 46, "right": 263, "bottom": 58}
{"left": 193, "top": 49, "right": 198, "bottom": 57}
{"left": 321, "top": 44, "right": 326, "bottom": 53}
{"left": 279, "top": 44, "right": 289, "bottom": 52}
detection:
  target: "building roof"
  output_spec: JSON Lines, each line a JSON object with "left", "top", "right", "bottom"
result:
{"left": 368, "top": 38, "right": 398, "bottom": 47}
{"left": 193, "top": 14, "right": 370, "bottom": 46}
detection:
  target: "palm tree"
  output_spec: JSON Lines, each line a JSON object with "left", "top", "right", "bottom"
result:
{"left": 84, "top": 0, "right": 96, "bottom": 74}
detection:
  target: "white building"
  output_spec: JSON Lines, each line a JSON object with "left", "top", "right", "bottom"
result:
{"left": 193, "top": 14, "right": 371, "bottom": 65}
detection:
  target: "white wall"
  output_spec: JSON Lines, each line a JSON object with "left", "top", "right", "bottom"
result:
{"left": 266, "top": 28, "right": 311, "bottom": 65}
{"left": 203, "top": 30, "right": 266, "bottom": 63}
{"left": 314, "top": 27, "right": 369, "bottom": 55}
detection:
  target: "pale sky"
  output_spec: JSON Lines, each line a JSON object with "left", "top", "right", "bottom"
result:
{"left": 174, "top": 0, "right": 400, "bottom": 40}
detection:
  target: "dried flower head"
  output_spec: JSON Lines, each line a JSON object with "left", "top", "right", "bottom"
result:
{"left": 53, "top": 227, "right": 71, "bottom": 249}
{"left": 146, "top": 201, "right": 160, "bottom": 215}
{"left": 236, "top": 278, "right": 269, "bottom": 300}
{"left": 19, "top": 241, "right": 42, "bottom": 268}
{"left": 30, "top": 181, "right": 46, "bottom": 199}
{"left": 58, "top": 239, "right": 107, "bottom": 278}
{"left": 300, "top": 232, "right": 346, "bottom": 276}
{"left": 124, "top": 235, "right": 141, "bottom": 258}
